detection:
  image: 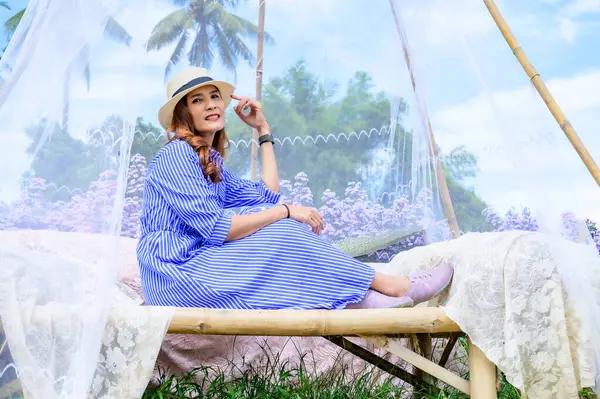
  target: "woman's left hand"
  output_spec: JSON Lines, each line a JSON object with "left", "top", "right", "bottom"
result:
{"left": 231, "top": 94, "right": 269, "bottom": 132}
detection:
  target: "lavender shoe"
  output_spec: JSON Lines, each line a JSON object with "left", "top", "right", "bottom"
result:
{"left": 404, "top": 263, "right": 454, "bottom": 305}
{"left": 346, "top": 289, "right": 414, "bottom": 309}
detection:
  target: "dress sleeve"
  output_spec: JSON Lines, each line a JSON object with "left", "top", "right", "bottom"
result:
{"left": 148, "top": 142, "right": 232, "bottom": 246}
{"left": 221, "top": 168, "right": 281, "bottom": 208}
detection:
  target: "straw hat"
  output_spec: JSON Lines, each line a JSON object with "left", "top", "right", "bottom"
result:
{"left": 158, "top": 67, "right": 235, "bottom": 129}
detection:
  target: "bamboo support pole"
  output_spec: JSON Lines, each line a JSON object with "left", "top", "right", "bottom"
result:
{"left": 483, "top": 0, "right": 600, "bottom": 188}
{"left": 363, "top": 336, "right": 470, "bottom": 395}
{"left": 167, "top": 307, "right": 460, "bottom": 336}
{"left": 468, "top": 338, "right": 497, "bottom": 399}
{"left": 250, "top": 0, "right": 266, "bottom": 181}
{"left": 325, "top": 336, "right": 440, "bottom": 394}
{"left": 388, "top": 0, "right": 460, "bottom": 238}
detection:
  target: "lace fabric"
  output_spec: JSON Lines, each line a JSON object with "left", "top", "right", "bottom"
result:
{"left": 380, "top": 230, "right": 599, "bottom": 397}
{"left": 1, "top": 229, "right": 598, "bottom": 398}
{"left": 0, "top": 233, "right": 173, "bottom": 399}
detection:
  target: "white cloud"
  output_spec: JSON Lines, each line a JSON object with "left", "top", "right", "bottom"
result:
{"left": 557, "top": 15, "right": 581, "bottom": 41}
{"left": 3, "top": 0, "right": 599, "bottom": 231}
{"left": 563, "top": 0, "right": 600, "bottom": 16}
{"left": 548, "top": 0, "right": 600, "bottom": 42}
{"left": 431, "top": 69, "right": 600, "bottom": 222}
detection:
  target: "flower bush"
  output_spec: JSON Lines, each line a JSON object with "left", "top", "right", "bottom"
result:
{"left": 1, "top": 153, "right": 598, "bottom": 260}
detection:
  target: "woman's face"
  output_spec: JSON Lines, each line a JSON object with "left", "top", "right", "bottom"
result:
{"left": 186, "top": 85, "right": 226, "bottom": 134}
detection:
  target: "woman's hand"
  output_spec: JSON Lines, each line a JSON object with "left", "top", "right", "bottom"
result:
{"left": 287, "top": 205, "right": 325, "bottom": 235}
{"left": 231, "top": 94, "right": 269, "bottom": 132}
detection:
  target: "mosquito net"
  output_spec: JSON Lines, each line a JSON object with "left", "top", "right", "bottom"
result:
{"left": 0, "top": 0, "right": 598, "bottom": 397}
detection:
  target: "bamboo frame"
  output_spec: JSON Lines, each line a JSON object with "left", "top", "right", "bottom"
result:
{"left": 167, "top": 307, "right": 460, "bottom": 336}
{"left": 388, "top": 0, "right": 460, "bottom": 239}
{"left": 363, "top": 335, "right": 470, "bottom": 395}
{"left": 250, "top": 0, "right": 266, "bottom": 181}
{"left": 483, "top": 0, "right": 600, "bottom": 188}
{"left": 166, "top": 307, "right": 496, "bottom": 396}
{"left": 468, "top": 338, "right": 498, "bottom": 399}
{"left": 325, "top": 336, "right": 440, "bottom": 394}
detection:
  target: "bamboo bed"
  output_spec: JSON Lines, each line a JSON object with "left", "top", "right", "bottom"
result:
{"left": 164, "top": 306, "right": 497, "bottom": 398}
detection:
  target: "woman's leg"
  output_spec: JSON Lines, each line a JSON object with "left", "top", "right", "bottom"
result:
{"left": 370, "top": 272, "right": 410, "bottom": 297}
{"left": 369, "top": 263, "right": 455, "bottom": 305}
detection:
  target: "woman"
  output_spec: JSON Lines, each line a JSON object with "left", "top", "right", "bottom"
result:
{"left": 136, "top": 67, "right": 454, "bottom": 310}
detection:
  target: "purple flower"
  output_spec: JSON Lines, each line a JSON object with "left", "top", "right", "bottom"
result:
{"left": 3, "top": 154, "right": 599, "bottom": 259}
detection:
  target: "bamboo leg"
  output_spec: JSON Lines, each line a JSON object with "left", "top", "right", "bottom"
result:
{"left": 364, "top": 336, "right": 470, "bottom": 395}
{"left": 250, "top": 0, "right": 266, "bottom": 181}
{"left": 438, "top": 334, "right": 459, "bottom": 367}
{"left": 468, "top": 338, "right": 496, "bottom": 399}
{"left": 325, "top": 336, "right": 439, "bottom": 394}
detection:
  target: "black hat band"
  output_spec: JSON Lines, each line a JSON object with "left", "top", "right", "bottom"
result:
{"left": 172, "top": 76, "right": 214, "bottom": 98}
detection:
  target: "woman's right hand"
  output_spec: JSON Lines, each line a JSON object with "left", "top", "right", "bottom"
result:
{"left": 287, "top": 205, "right": 324, "bottom": 235}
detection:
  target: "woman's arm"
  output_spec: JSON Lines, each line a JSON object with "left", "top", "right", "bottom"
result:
{"left": 257, "top": 125, "right": 279, "bottom": 193}
{"left": 225, "top": 204, "right": 287, "bottom": 242}
{"left": 230, "top": 94, "right": 279, "bottom": 193}
{"left": 226, "top": 204, "right": 325, "bottom": 242}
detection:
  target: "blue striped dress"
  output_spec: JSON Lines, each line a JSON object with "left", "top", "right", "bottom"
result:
{"left": 136, "top": 139, "right": 376, "bottom": 310}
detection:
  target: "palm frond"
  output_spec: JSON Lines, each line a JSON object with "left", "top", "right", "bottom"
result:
{"left": 227, "top": 33, "right": 255, "bottom": 66}
{"left": 4, "top": 8, "right": 25, "bottom": 40}
{"left": 204, "top": 2, "right": 241, "bottom": 33}
{"left": 231, "top": 14, "right": 274, "bottom": 44}
{"left": 215, "top": 0, "right": 243, "bottom": 7}
{"left": 104, "top": 16, "right": 132, "bottom": 46}
{"left": 165, "top": 30, "right": 189, "bottom": 81}
{"left": 0, "top": 2, "right": 10, "bottom": 10}
{"left": 146, "top": 9, "right": 190, "bottom": 51}
{"left": 187, "top": 21, "right": 212, "bottom": 68}
{"left": 212, "top": 26, "right": 237, "bottom": 75}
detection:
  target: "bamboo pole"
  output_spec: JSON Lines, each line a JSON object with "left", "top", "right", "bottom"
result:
{"left": 250, "top": 0, "right": 266, "bottom": 181}
{"left": 388, "top": 0, "right": 460, "bottom": 238}
{"left": 468, "top": 338, "right": 497, "bottom": 398}
{"left": 483, "top": 0, "right": 600, "bottom": 188}
{"left": 364, "top": 336, "right": 470, "bottom": 395}
{"left": 167, "top": 307, "right": 460, "bottom": 336}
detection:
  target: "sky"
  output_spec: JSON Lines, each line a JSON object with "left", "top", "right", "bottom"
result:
{"left": 0, "top": 0, "right": 599, "bottom": 230}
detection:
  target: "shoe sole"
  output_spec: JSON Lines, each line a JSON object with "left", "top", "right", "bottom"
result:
{"left": 432, "top": 267, "right": 455, "bottom": 299}
{"left": 412, "top": 265, "right": 455, "bottom": 306}
{"left": 389, "top": 298, "right": 414, "bottom": 308}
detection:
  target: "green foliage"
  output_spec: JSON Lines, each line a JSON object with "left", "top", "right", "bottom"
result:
{"left": 21, "top": 60, "right": 490, "bottom": 232}
{"left": 143, "top": 346, "right": 408, "bottom": 399}
{"left": 4, "top": 7, "right": 23, "bottom": 42}
{"left": 225, "top": 61, "right": 406, "bottom": 203}
{"left": 146, "top": 0, "right": 273, "bottom": 80}
{"left": 144, "top": 348, "right": 591, "bottom": 399}
{"left": 23, "top": 120, "right": 107, "bottom": 201}
{"left": 23, "top": 116, "right": 167, "bottom": 201}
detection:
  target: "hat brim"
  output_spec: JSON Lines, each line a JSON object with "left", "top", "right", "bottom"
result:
{"left": 158, "top": 80, "right": 235, "bottom": 130}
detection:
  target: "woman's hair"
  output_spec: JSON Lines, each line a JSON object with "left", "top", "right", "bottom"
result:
{"left": 166, "top": 97, "right": 230, "bottom": 183}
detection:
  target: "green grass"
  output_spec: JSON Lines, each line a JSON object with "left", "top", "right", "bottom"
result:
{"left": 142, "top": 342, "right": 597, "bottom": 399}
{"left": 141, "top": 342, "right": 526, "bottom": 399}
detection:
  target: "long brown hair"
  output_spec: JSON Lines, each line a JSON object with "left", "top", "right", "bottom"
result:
{"left": 166, "top": 98, "right": 230, "bottom": 183}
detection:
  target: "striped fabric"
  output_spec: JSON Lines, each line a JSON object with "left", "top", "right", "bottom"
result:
{"left": 136, "top": 139, "right": 375, "bottom": 310}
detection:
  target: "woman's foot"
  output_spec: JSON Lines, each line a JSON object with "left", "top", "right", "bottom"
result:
{"left": 403, "top": 263, "right": 454, "bottom": 305}
{"left": 346, "top": 290, "right": 414, "bottom": 309}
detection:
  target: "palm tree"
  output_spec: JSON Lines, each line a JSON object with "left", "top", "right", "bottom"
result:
{"left": 4, "top": 7, "right": 23, "bottom": 41}
{"left": 146, "top": 0, "right": 272, "bottom": 80}
{"left": 1, "top": 6, "right": 133, "bottom": 130}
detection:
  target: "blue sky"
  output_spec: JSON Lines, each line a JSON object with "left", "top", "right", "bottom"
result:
{"left": 1, "top": 0, "right": 599, "bottom": 229}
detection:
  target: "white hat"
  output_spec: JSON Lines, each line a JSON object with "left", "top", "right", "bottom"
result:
{"left": 158, "top": 67, "right": 235, "bottom": 129}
